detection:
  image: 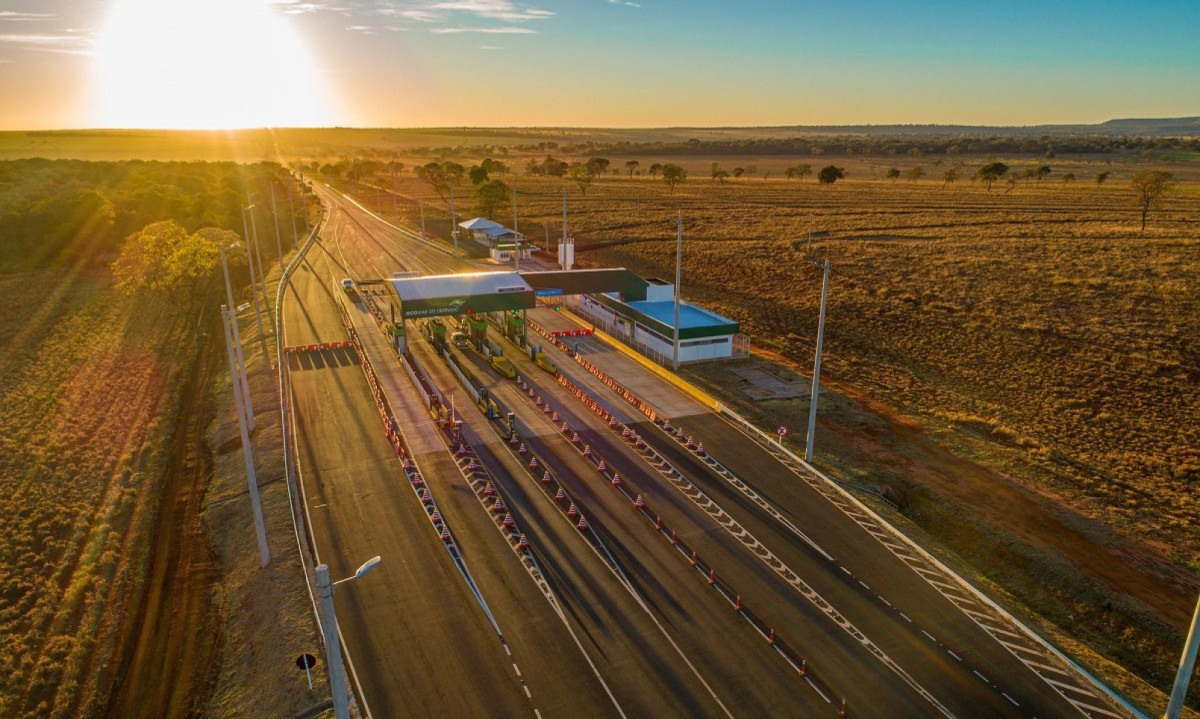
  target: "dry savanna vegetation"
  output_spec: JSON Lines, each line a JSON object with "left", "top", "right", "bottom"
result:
{"left": 0, "top": 159, "right": 312, "bottom": 718}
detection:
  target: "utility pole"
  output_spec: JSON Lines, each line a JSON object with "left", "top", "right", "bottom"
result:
{"left": 390, "top": 165, "right": 397, "bottom": 217}
{"left": 1165, "top": 594, "right": 1200, "bottom": 719}
{"left": 247, "top": 200, "right": 268, "bottom": 302}
{"left": 241, "top": 205, "right": 269, "bottom": 361}
{"left": 219, "top": 245, "right": 254, "bottom": 430}
{"left": 805, "top": 259, "right": 830, "bottom": 464}
{"left": 672, "top": 214, "right": 682, "bottom": 372}
{"left": 221, "top": 305, "right": 270, "bottom": 567}
{"left": 513, "top": 181, "right": 520, "bottom": 271}
{"left": 270, "top": 183, "right": 284, "bottom": 272}
{"left": 420, "top": 198, "right": 426, "bottom": 239}
{"left": 286, "top": 172, "right": 299, "bottom": 250}
{"left": 449, "top": 184, "right": 457, "bottom": 252}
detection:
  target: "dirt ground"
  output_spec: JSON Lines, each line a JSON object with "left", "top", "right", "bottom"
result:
{"left": 103, "top": 315, "right": 221, "bottom": 718}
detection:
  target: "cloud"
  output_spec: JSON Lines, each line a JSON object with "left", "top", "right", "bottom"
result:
{"left": 269, "top": 1, "right": 351, "bottom": 14}
{"left": 429, "top": 25, "right": 536, "bottom": 33}
{"left": 606, "top": 0, "right": 640, "bottom": 6}
{"left": 0, "top": 11, "right": 54, "bottom": 20}
{"left": 478, "top": 44, "right": 505, "bottom": 50}
{"left": 0, "top": 32, "right": 93, "bottom": 53}
{"left": 346, "top": 24, "right": 377, "bottom": 33}
{"left": 428, "top": 1, "right": 553, "bottom": 22}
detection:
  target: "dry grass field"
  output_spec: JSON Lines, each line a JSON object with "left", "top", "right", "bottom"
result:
{"left": 340, "top": 155, "right": 1197, "bottom": 708}
{"left": 0, "top": 268, "right": 201, "bottom": 718}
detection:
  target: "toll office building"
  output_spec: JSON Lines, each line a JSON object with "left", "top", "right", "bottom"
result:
{"left": 572, "top": 277, "right": 746, "bottom": 364}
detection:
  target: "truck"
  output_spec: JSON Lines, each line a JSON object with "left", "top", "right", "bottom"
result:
{"left": 491, "top": 355, "right": 517, "bottom": 379}
{"left": 534, "top": 352, "right": 556, "bottom": 375}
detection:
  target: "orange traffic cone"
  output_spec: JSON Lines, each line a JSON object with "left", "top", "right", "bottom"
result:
{"left": 611, "top": 473, "right": 622, "bottom": 487}
{"left": 493, "top": 498, "right": 506, "bottom": 513}
{"left": 576, "top": 516, "right": 589, "bottom": 531}
{"left": 633, "top": 495, "right": 645, "bottom": 510}
{"left": 430, "top": 511, "right": 442, "bottom": 524}
{"left": 566, "top": 503, "right": 579, "bottom": 517}
{"left": 596, "top": 459, "right": 606, "bottom": 472}
{"left": 529, "top": 456, "right": 540, "bottom": 469}
{"left": 554, "top": 488, "right": 566, "bottom": 501}
{"left": 440, "top": 527, "right": 451, "bottom": 542}
{"left": 541, "top": 471, "right": 553, "bottom": 484}
{"left": 503, "top": 513, "right": 515, "bottom": 529}
{"left": 482, "top": 481, "right": 495, "bottom": 496}
{"left": 517, "top": 534, "right": 529, "bottom": 550}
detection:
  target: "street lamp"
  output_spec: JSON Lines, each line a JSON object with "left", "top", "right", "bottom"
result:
{"left": 317, "top": 556, "right": 382, "bottom": 719}
{"left": 219, "top": 243, "right": 254, "bottom": 430}
{"left": 221, "top": 303, "right": 270, "bottom": 568}
{"left": 1165, "top": 593, "right": 1200, "bottom": 718}
{"left": 241, "top": 203, "right": 269, "bottom": 357}
{"left": 805, "top": 258, "right": 830, "bottom": 464}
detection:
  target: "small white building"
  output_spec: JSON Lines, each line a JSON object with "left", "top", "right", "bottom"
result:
{"left": 459, "top": 217, "right": 532, "bottom": 262}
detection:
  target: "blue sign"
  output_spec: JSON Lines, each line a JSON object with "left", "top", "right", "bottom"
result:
{"left": 535, "top": 288, "right": 563, "bottom": 297}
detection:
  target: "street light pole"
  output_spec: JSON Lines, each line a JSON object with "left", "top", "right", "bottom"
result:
{"left": 420, "top": 198, "right": 426, "bottom": 239}
{"left": 219, "top": 244, "right": 255, "bottom": 430}
{"left": 286, "top": 172, "right": 299, "bottom": 250}
{"left": 805, "top": 259, "right": 830, "bottom": 464}
{"left": 672, "top": 214, "right": 682, "bottom": 372}
{"left": 221, "top": 305, "right": 270, "bottom": 568}
{"left": 317, "top": 556, "right": 381, "bottom": 719}
{"left": 1165, "top": 594, "right": 1200, "bottom": 719}
{"left": 247, "top": 200, "right": 268, "bottom": 303}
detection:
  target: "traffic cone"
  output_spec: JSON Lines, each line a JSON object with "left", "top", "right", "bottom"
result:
{"left": 582, "top": 444, "right": 592, "bottom": 457}
{"left": 734, "top": 595, "right": 742, "bottom": 610}
{"left": 509, "top": 433, "right": 520, "bottom": 445}
{"left": 440, "top": 527, "right": 451, "bottom": 542}
{"left": 767, "top": 628, "right": 775, "bottom": 645}
{"left": 696, "top": 443, "right": 706, "bottom": 457}
{"left": 576, "top": 516, "right": 589, "bottom": 531}
{"left": 562, "top": 421, "right": 570, "bottom": 432}
{"left": 518, "top": 443, "right": 528, "bottom": 455}
{"left": 543, "top": 404, "right": 552, "bottom": 414}
{"left": 503, "top": 513, "right": 515, "bottom": 529}
{"left": 455, "top": 443, "right": 468, "bottom": 457}
{"left": 566, "top": 503, "right": 579, "bottom": 518}
{"left": 517, "top": 534, "right": 529, "bottom": 551}
{"left": 670, "top": 530, "right": 677, "bottom": 545}
{"left": 493, "top": 498, "right": 506, "bottom": 513}
{"left": 611, "top": 473, "right": 622, "bottom": 487}
{"left": 529, "top": 456, "right": 540, "bottom": 469}
{"left": 535, "top": 396, "right": 543, "bottom": 407}
{"left": 690, "top": 550, "right": 698, "bottom": 565}
{"left": 482, "top": 481, "right": 495, "bottom": 497}
{"left": 411, "top": 474, "right": 424, "bottom": 487}
{"left": 541, "top": 471, "right": 553, "bottom": 484}
{"left": 798, "top": 659, "right": 806, "bottom": 677}
{"left": 571, "top": 431, "right": 581, "bottom": 444}
{"left": 420, "top": 490, "right": 433, "bottom": 505}
{"left": 622, "top": 427, "right": 631, "bottom": 438}
{"left": 608, "top": 416, "right": 618, "bottom": 428}
{"left": 654, "top": 514, "right": 662, "bottom": 529}
{"left": 633, "top": 495, "right": 645, "bottom": 510}
{"left": 554, "top": 488, "right": 566, "bottom": 501}
{"left": 663, "top": 422, "right": 673, "bottom": 432}
{"left": 430, "top": 511, "right": 442, "bottom": 524}
{"left": 708, "top": 568, "right": 716, "bottom": 584}
{"left": 838, "top": 699, "right": 846, "bottom": 717}
{"left": 675, "top": 428, "right": 686, "bottom": 440}
{"left": 467, "top": 458, "right": 478, "bottom": 471}
{"left": 528, "top": 386, "right": 535, "bottom": 397}
{"left": 686, "top": 437, "right": 696, "bottom": 449}
{"left": 552, "top": 411, "right": 560, "bottom": 422}
{"left": 596, "top": 459, "right": 606, "bottom": 472}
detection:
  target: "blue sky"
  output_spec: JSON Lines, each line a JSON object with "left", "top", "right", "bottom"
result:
{"left": 0, "top": 0, "right": 1196, "bottom": 129}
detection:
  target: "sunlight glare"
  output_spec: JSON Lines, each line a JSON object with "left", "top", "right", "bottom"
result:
{"left": 92, "top": 0, "right": 331, "bottom": 129}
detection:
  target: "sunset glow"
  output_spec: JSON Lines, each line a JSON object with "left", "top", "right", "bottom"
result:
{"left": 92, "top": 0, "right": 330, "bottom": 129}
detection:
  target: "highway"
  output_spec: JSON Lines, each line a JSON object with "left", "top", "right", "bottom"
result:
{"left": 280, "top": 181, "right": 1131, "bottom": 718}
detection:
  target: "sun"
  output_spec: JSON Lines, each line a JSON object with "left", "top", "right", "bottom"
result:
{"left": 92, "top": 0, "right": 332, "bottom": 129}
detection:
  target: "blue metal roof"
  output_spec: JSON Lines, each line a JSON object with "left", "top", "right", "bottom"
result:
{"left": 600, "top": 293, "right": 739, "bottom": 339}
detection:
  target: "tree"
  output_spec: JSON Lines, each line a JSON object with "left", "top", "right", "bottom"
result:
{"left": 648, "top": 163, "right": 663, "bottom": 179}
{"left": 111, "top": 220, "right": 220, "bottom": 293}
{"left": 1130, "top": 170, "right": 1175, "bottom": 232}
{"left": 662, "top": 163, "right": 686, "bottom": 192}
{"left": 886, "top": 167, "right": 901, "bottom": 181}
{"left": 907, "top": 166, "right": 925, "bottom": 182}
{"left": 975, "top": 162, "right": 1008, "bottom": 191}
{"left": 473, "top": 180, "right": 512, "bottom": 220}
{"left": 569, "top": 164, "right": 595, "bottom": 197}
{"left": 732, "top": 167, "right": 745, "bottom": 180}
{"left": 817, "top": 165, "right": 845, "bottom": 184}
{"left": 625, "top": 160, "right": 639, "bottom": 178}
{"left": 795, "top": 164, "right": 812, "bottom": 182}
{"left": 1061, "top": 173, "right": 1075, "bottom": 185}
{"left": 711, "top": 162, "right": 725, "bottom": 183}
{"left": 481, "top": 158, "right": 509, "bottom": 176}
{"left": 785, "top": 166, "right": 798, "bottom": 180}
{"left": 1035, "top": 165, "right": 1052, "bottom": 184}
{"left": 585, "top": 157, "right": 610, "bottom": 176}
{"left": 1095, "top": 171, "right": 1110, "bottom": 186}
{"left": 942, "top": 168, "right": 958, "bottom": 188}
{"left": 468, "top": 165, "right": 489, "bottom": 185}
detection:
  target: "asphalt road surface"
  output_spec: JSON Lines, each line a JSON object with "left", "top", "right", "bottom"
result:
{"left": 278, "top": 181, "right": 1129, "bottom": 719}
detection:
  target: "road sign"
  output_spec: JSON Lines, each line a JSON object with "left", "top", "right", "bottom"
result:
{"left": 777, "top": 426, "right": 788, "bottom": 437}
{"left": 535, "top": 288, "right": 563, "bottom": 297}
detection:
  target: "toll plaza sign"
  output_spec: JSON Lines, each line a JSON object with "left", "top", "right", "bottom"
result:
{"left": 400, "top": 291, "right": 535, "bottom": 319}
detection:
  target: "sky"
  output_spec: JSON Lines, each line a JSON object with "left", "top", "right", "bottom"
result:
{"left": 0, "top": 0, "right": 1196, "bottom": 130}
